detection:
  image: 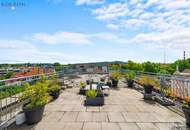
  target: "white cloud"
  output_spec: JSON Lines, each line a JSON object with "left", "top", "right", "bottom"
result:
{"left": 160, "top": 0, "right": 190, "bottom": 10}
{"left": 139, "top": 12, "right": 154, "bottom": 19}
{"left": 33, "top": 32, "right": 92, "bottom": 45}
{"left": 106, "top": 24, "right": 119, "bottom": 30}
{"left": 145, "top": 0, "right": 158, "bottom": 8}
{"left": 0, "top": 39, "right": 90, "bottom": 63}
{"left": 32, "top": 31, "right": 130, "bottom": 45}
{"left": 92, "top": 2, "right": 129, "bottom": 20}
{"left": 123, "top": 19, "right": 147, "bottom": 26}
{"left": 76, "top": 0, "right": 105, "bottom": 5}
{"left": 0, "top": 40, "right": 36, "bottom": 50}
{"left": 130, "top": 28, "right": 190, "bottom": 50}
{"left": 129, "top": 0, "right": 138, "bottom": 5}
{"left": 91, "top": 0, "right": 190, "bottom": 33}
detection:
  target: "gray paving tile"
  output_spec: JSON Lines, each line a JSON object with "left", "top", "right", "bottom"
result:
{"left": 108, "top": 112, "right": 125, "bottom": 122}
{"left": 119, "top": 123, "right": 140, "bottom": 130}
{"left": 60, "top": 112, "right": 79, "bottom": 122}
{"left": 83, "top": 122, "right": 101, "bottom": 130}
{"left": 87, "top": 106, "right": 100, "bottom": 112}
{"left": 42, "top": 112, "right": 64, "bottom": 122}
{"left": 92, "top": 112, "right": 108, "bottom": 122}
{"left": 102, "top": 122, "right": 120, "bottom": 130}
{"left": 77, "top": 112, "right": 93, "bottom": 122}
{"left": 63, "top": 122, "right": 83, "bottom": 130}
{"left": 122, "top": 112, "right": 141, "bottom": 122}
{"left": 137, "top": 123, "right": 159, "bottom": 130}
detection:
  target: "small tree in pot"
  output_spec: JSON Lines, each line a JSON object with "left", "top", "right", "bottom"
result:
{"left": 139, "top": 75, "right": 155, "bottom": 94}
{"left": 79, "top": 81, "right": 86, "bottom": 95}
{"left": 48, "top": 74, "right": 61, "bottom": 99}
{"left": 139, "top": 75, "right": 158, "bottom": 100}
{"left": 182, "top": 97, "right": 190, "bottom": 127}
{"left": 110, "top": 72, "right": 121, "bottom": 88}
{"left": 124, "top": 71, "right": 135, "bottom": 88}
{"left": 19, "top": 76, "right": 49, "bottom": 125}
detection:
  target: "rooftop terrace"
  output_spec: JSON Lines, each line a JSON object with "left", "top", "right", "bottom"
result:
{"left": 8, "top": 75, "right": 186, "bottom": 130}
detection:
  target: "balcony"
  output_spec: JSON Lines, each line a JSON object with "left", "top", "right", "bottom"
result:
{"left": 7, "top": 74, "right": 186, "bottom": 130}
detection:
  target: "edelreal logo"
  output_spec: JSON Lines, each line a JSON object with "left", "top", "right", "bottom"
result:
{"left": 0, "top": 1, "right": 25, "bottom": 10}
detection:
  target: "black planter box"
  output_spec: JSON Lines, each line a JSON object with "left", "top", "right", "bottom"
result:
{"left": 106, "top": 82, "right": 112, "bottom": 87}
{"left": 24, "top": 105, "right": 45, "bottom": 125}
{"left": 112, "top": 80, "right": 118, "bottom": 88}
{"left": 127, "top": 80, "right": 134, "bottom": 88}
{"left": 154, "top": 96, "right": 175, "bottom": 106}
{"left": 79, "top": 88, "right": 86, "bottom": 95}
{"left": 85, "top": 97, "right": 104, "bottom": 106}
{"left": 144, "top": 85, "right": 153, "bottom": 94}
{"left": 182, "top": 106, "right": 190, "bottom": 127}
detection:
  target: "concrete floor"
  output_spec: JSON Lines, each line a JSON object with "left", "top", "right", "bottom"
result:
{"left": 8, "top": 79, "right": 187, "bottom": 130}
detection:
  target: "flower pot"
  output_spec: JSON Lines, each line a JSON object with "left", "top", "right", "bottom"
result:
{"left": 24, "top": 105, "right": 45, "bottom": 125}
{"left": 85, "top": 97, "right": 104, "bottom": 106}
{"left": 143, "top": 84, "right": 153, "bottom": 94}
{"left": 106, "top": 81, "right": 112, "bottom": 87}
{"left": 182, "top": 106, "right": 190, "bottom": 127}
{"left": 79, "top": 88, "right": 86, "bottom": 95}
{"left": 50, "top": 91, "right": 60, "bottom": 99}
{"left": 127, "top": 80, "right": 134, "bottom": 88}
{"left": 86, "top": 80, "right": 90, "bottom": 85}
{"left": 112, "top": 80, "right": 118, "bottom": 88}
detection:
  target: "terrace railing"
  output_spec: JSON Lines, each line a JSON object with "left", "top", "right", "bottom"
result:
{"left": 0, "top": 72, "right": 64, "bottom": 129}
{"left": 109, "top": 69, "right": 190, "bottom": 109}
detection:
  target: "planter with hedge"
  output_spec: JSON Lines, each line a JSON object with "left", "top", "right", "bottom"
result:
{"left": 139, "top": 75, "right": 155, "bottom": 100}
{"left": 124, "top": 71, "right": 135, "bottom": 88}
{"left": 48, "top": 75, "right": 61, "bottom": 99}
{"left": 19, "top": 76, "right": 49, "bottom": 125}
{"left": 85, "top": 89, "right": 104, "bottom": 106}
{"left": 110, "top": 72, "right": 121, "bottom": 88}
{"left": 79, "top": 81, "right": 86, "bottom": 95}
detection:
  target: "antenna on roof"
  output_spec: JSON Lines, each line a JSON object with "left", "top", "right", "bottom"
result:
{"left": 183, "top": 51, "right": 186, "bottom": 61}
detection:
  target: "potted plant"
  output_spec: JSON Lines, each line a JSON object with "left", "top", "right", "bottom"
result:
{"left": 139, "top": 75, "right": 157, "bottom": 100}
{"left": 19, "top": 76, "right": 49, "bottom": 125}
{"left": 182, "top": 97, "right": 190, "bottom": 127}
{"left": 48, "top": 75, "right": 61, "bottom": 99}
{"left": 139, "top": 75, "right": 155, "bottom": 94}
{"left": 79, "top": 81, "right": 86, "bottom": 95}
{"left": 124, "top": 71, "right": 135, "bottom": 88}
{"left": 85, "top": 89, "right": 104, "bottom": 106}
{"left": 110, "top": 72, "right": 121, "bottom": 88}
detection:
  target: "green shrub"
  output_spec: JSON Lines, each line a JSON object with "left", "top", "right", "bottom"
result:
{"left": 139, "top": 75, "right": 160, "bottom": 90}
{"left": 48, "top": 74, "right": 61, "bottom": 93}
{"left": 124, "top": 71, "right": 135, "bottom": 81}
{"left": 111, "top": 72, "right": 121, "bottom": 81}
{"left": 80, "top": 81, "right": 85, "bottom": 88}
{"left": 19, "top": 75, "right": 49, "bottom": 109}
{"left": 86, "top": 90, "right": 97, "bottom": 98}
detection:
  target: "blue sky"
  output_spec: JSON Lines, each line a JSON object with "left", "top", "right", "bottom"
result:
{"left": 0, "top": 0, "right": 190, "bottom": 64}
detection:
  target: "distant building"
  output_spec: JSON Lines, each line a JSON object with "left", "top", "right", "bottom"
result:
{"left": 64, "top": 63, "right": 108, "bottom": 74}
{"left": 5, "top": 67, "right": 55, "bottom": 86}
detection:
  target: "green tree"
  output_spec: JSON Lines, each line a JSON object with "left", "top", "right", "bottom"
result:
{"left": 53, "top": 62, "right": 62, "bottom": 72}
